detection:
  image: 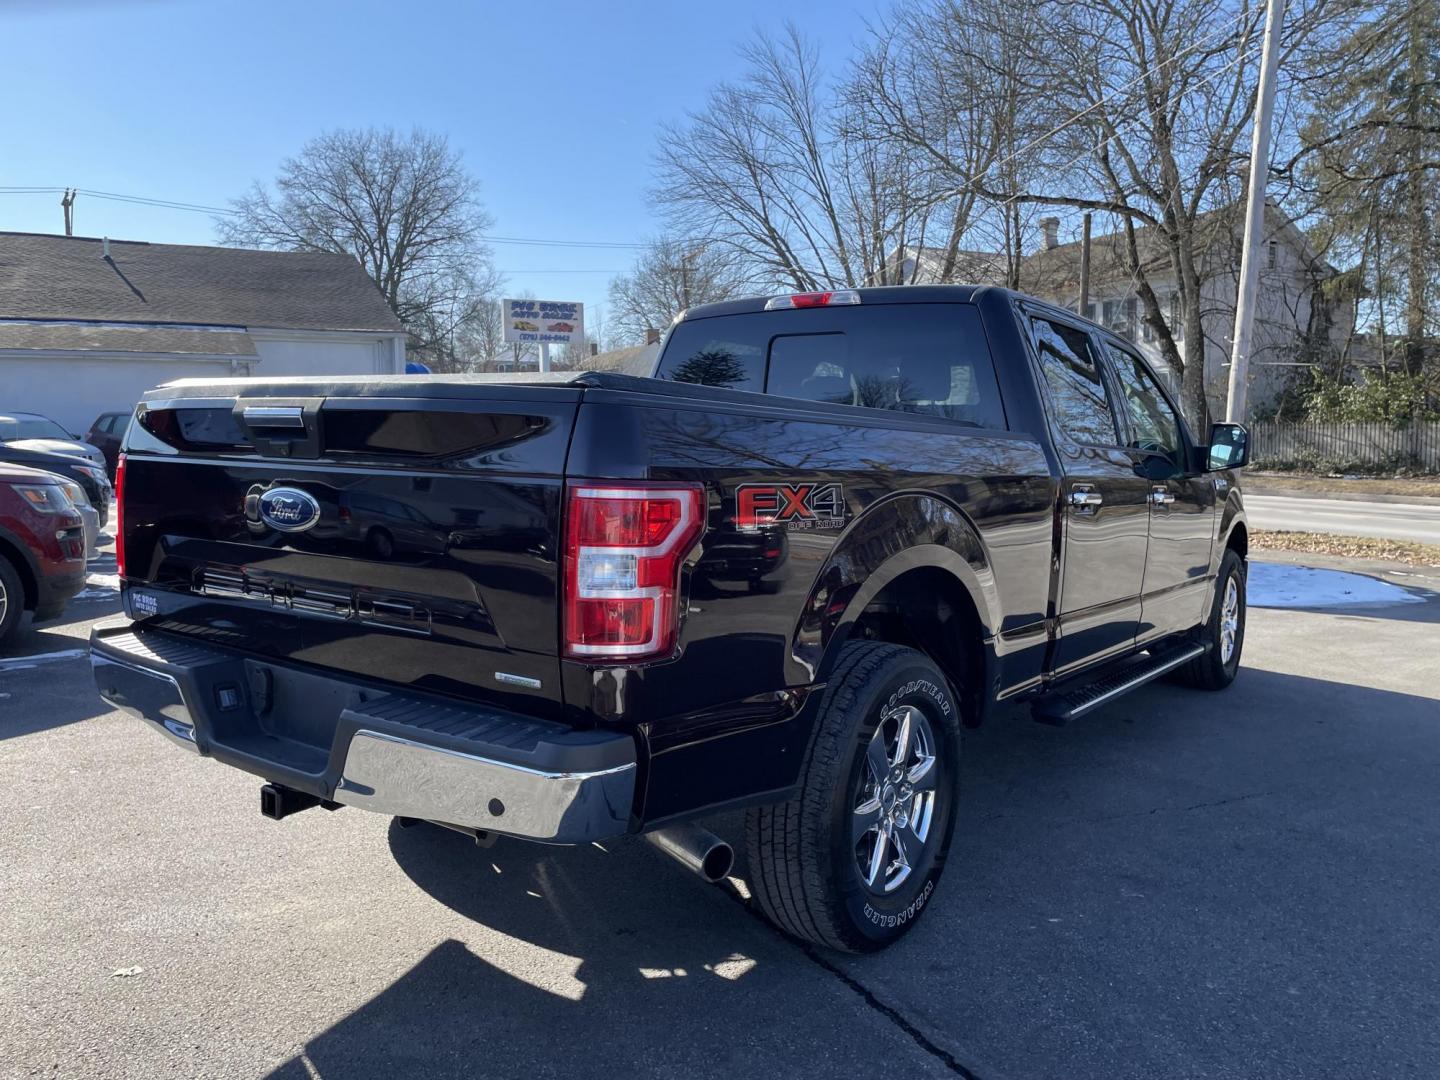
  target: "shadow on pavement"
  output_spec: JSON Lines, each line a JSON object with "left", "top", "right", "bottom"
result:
{"left": 263, "top": 823, "right": 921, "bottom": 1080}
{"left": 852, "top": 664, "right": 1440, "bottom": 1078}
{"left": 261, "top": 663, "right": 1440, "bottom": 1080}
{"left": 0, "top": 656, "right": 114, "bottom": 740}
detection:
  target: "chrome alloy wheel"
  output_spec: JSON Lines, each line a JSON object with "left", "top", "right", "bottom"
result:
{"left": 0, "top": 577, "right": 8, "bottom": 626}
{"left": 1220, "top": 576, "right": 1240, "bottom": 663}
{"left": 853, "top": 704, "right": 939, "bottom": 894}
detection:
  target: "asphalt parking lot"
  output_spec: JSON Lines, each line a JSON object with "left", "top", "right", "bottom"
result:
{"left": 3, "top": 548, "right": 1438, "bottom": 1080}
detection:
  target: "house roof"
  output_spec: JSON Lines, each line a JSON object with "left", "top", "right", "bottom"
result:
{"left": 0, "top": 320, "right": 256, "bottom": 356}
{"left": 0, "top": 231, "right": 403, "bottom": 333}
{"left": 899, "top": 201, "right": 1334, "bottom": 297}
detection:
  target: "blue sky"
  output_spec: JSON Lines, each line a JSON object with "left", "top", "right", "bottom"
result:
{"left": 0, "top": 0, "right": 873, "bottom": 331}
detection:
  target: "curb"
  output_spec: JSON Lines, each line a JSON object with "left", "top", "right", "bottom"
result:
{"left": 1245, "top": 484, "right": 1440, "bottom": 506}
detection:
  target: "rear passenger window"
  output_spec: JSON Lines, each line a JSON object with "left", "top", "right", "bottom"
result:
{"left": 658, "top": 332, "right": 765, "bottom": 393}
{"left": 655, "top": 303, "right": 1006, "bottom": 429}
{"left": 1030, "top": 316, "right": 1118, "bottom": 445}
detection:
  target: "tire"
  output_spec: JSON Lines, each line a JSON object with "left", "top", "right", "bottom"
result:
{"left": 744, "top": 641, "right": 961, "bottom": 953}
{"left": 367, "top": 528, "right": 395, "bottom": 560}
{"left": 0, "top": 555, "right": 24, "bottom": 645}
{"left": 1176, "top": 548, "right": 1246, "bottom": 690}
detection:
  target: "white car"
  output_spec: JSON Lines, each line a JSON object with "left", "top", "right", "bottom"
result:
{"left": 0, "top": 411, "right": 107, "bottom": 469}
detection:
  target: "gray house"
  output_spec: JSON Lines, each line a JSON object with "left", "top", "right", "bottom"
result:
{"left": 0, "top": 231, "right": 405, "bottom": 433}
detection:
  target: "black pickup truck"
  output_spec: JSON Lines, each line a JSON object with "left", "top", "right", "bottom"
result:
{"left": 90, "top": 285, "right": 1249, "bottom": 952}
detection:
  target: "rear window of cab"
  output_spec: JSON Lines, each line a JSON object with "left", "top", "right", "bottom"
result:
{"left": 654, "top": 302, "right": 1007, "bottom": 430}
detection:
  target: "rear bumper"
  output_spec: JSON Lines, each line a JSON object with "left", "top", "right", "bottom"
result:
{"left": 90, "top": 621, "right": 637, "bottom": 843}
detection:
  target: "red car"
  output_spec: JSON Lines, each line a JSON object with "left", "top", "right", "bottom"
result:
{"left": 0, "top": 462, "right": 87, "bottom": 644}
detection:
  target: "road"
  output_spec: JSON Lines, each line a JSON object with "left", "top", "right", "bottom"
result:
{"left": 1246, "top": 493, "right": 1440, "bottom": 544}
{"left": 3, "top": 550, "right": 1439, "bottom": 1079}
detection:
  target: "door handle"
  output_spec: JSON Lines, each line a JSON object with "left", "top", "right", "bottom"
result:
{"left": 1150, "top": 487, "right": 1176, "bottom": 506}
{"left": 1070, "top": 487, "right": 1103, "bottom": 510}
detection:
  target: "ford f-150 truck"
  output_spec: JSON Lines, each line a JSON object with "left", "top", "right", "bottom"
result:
{"left": 90, "top": 285, "right": 1250, "bottom": 952}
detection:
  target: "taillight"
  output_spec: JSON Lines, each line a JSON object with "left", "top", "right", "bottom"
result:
{"left": 114, "top": 454, "right": 126, "bottom": 579}
{"left": 763, "top": 289, "right": 861, "bottom": 310}
{"left": 563, "top": 483, "right": 705, "bottom": 661}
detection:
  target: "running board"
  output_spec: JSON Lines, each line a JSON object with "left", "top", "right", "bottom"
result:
{"left": 1031, "top": 643, "right": 1206, "bottom": 726}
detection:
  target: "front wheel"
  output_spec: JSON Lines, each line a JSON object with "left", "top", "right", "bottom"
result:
{"left": 1176, "top": 547, "right": 1246, "bottom": 690}
{"left": 744, "top": 642, "right": 961, "bottom": 953}
{"left": 0, "top": 555, "right": 24, "bottom": 645}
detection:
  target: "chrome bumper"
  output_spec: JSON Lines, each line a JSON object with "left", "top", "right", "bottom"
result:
{"left": 333, "top": 729, "right": 635, "bottom": 840}
{"left": 91, "top": 622, "right": 636, "bottom": 844}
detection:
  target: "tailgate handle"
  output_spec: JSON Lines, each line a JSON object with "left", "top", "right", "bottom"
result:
{"left": 243, "top": 406, "right": 306, "bottom": 429}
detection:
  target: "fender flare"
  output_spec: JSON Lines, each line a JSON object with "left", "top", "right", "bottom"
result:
{"left": 1215, "top": 488, "right": 1248, "bottom": 574}
{"left": 789, "top": 491, "right": 1000, "bottom": 687}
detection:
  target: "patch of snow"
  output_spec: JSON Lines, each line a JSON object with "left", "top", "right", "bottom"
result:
{"left": 0, "top": 648, "right": 89, "bottom": 672}
{"left": 1248, "top": 563, "right": 1427, "bottom": 609}
{"left": 85, "top": 572, "right": 120, "bottom": 590}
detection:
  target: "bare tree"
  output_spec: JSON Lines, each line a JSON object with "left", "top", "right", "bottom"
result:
{"left": 858, "top": 0, "right": 1340, "bottom": 423}
{"left": 608, "top": 237, "right": 747, "bottom": 344}
{"left": 653, "top": 26, "right": 930, "bottom": 290}
{"left": 217, "top": 127, "right": 500, "bottom": 361}
{"left": 846, "top": 0, "right": 1042, "bottom": 285}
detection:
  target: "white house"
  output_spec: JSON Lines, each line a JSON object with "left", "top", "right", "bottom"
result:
{"left": 0, "top": 231, "right": 406, "bottom": 433}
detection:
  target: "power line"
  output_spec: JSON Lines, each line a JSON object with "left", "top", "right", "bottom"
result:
{"left": 0, "top": 186, "right": 649, "bottom": 250}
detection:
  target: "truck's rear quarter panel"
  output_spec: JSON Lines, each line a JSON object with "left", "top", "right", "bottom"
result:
{"left": 565, "top": 380, "right": 1055, "bottom": 823}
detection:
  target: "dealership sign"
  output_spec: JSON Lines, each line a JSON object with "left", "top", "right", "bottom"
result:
{"left": 502, "top": 299, "right": 585, "bottom": 345}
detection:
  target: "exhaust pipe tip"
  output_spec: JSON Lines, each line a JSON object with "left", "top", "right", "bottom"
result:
{"left": 698, "top": 840, "right": 734, "bottom": 883}
{"left": 645, "top": 824, "right": 734, "bottom": 884}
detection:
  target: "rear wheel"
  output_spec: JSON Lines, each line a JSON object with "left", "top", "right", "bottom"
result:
{"left": 745, "top": 641, "right": 960, "bottom": 952}
{"left": 1176, "top": 547, "right": 1246, "bottom": 690}
{"left": 0, "top": 555, "right": 24, "bottom": 645}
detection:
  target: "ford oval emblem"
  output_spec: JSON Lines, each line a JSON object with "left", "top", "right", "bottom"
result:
{"left": 257, "top": 487, "right": 321, "bottom": 533}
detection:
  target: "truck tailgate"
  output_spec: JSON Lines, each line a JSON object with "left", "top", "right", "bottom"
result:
{"left": 119, "top": 382, "right": 580, "bottom": 717}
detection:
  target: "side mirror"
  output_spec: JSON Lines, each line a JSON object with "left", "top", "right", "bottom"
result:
{"left": 1206, "top": 423, "right": 1249, "bottom": 471}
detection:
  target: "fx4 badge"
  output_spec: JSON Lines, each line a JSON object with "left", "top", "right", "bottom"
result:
{"left": 736, "top": 482, "right": 847, "bottom": 532}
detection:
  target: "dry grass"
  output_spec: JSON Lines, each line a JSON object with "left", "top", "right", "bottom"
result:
{"left": 1252, "top": 529, "right": 1440, "bottom": 566}
{"left": 1247, "top": 473, "right": 1440, "bottom": 499}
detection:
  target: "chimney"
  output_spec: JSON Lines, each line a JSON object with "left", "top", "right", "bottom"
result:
{"left": 589, "top": 341, "right": 599, "bottom": 357}
{"left": 644, "top": 327, "right": 661, "bottom": 346}
{"left": 102, "top": 236, "right": 110, "bottom": 259}
{"left": 1039, "top": 217, "right": 1060, "bottom": 251}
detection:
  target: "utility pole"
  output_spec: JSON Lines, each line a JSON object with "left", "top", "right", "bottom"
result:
{"left": 1226, "top": 0, "right": 1287, "bottom": 424}
{"left": 60, "top": 189, "right": 75, "bottom": 236}
{"left": 1078, "top": 213, "right": 1092, "bottom": 315}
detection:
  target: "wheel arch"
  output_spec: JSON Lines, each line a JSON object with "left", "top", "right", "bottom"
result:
{"left": 0, "top": 526, "right": 39, "bottom": 612}
{"left": 793, "top": 492, "right": 999, "bottom": 725}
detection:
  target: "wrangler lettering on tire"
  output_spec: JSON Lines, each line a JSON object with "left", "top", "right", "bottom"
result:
{"left": 744, "top": 642, "right": 961, "bottom": 953}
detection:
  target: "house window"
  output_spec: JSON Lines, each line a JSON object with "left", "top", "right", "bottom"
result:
{"left": 1267, "top": 241, "right": 1278, "bottom": 270}
{"left": 1168, "top": 292, "right": 1184, "bottom": 341}
{"left": 1103, "top": 297, "right": 1138, "bottom": 341}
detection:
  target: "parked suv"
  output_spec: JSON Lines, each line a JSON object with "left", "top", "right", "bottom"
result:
{"left": 0, "top": 444, "right": 112, "bottom": 529}
{"left": 0, "top": 411, "right": 107, "bottom": 468}
{"left": 0, "top": 463, "right": 87, "bottom": 643}
{"left": 85, "top": 411, "right": 132, "bottom": 478}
